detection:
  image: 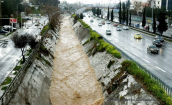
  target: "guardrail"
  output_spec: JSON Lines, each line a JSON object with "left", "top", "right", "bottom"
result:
{"left": 94, "top": 30, "right": 172, "bottom": 98}
{"left": 0, "top": 26, "right": 50, "bottom": 105}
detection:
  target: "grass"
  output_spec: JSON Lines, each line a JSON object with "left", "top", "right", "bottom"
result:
{"left": 14, "top": 66, "right": 21, "bottom": 70}
{"left": 1, "top": 86, "right": 8, "bottom": 90}
{"left": 0, "top": 77, "right": 12, "bottom": 86}
{"left": 121, "top": 60, "right": 172, "bottom": 105}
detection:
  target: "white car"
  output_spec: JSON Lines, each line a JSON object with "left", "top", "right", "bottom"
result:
{"left": 106, "top": 30, "right": 111, "bottom": 35}
{"left": 106, "top": 21, "right": 111, "bottom": 24}
{"left": 98, "top": 23, "right": 102, "bottom": 26}
{"left": 2, "top": 25, "right": 17, "bottom": 31}
{"left": 123, "top": 26, "right": 129, "bottom": 30}
{"left": 116, "top": 26, "right": 122, "bottom": 31}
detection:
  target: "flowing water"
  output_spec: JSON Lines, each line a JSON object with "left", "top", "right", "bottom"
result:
{"left": 50, "top": 16, "right": 104, "bottom": 105}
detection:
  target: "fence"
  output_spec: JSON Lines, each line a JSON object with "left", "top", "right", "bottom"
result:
{"left": 94, "top": 30, "right": 172, "bottom": 98}
{"left": 0, "top": 27, "right": 49, "bottom": 105}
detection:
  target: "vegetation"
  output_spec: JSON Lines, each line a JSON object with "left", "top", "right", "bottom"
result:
{"left": 121, "top": 60, "right": 172, "bottom": 105}
{"left": 111, "top": 10, "right": 114, "bottom": 21}
{"left": 142, "top": 6, "right": 146, "bottom": 27}
{"left": 122, "top": 2, "right": 126, "bottom": 23}
{"left": 1, "top": 86, "right": 8, "bottom": 90}
{"left": 13, "top": 71, "right": 18, "bottom": 75}
{"left": 153, "top": 12, "right": 156, "bottom": 33}
{"left": 119, "top": 1, "right": 122, "bottom": 24}
{"left": 41, "top": 25, "right": 49, "bottom": 35}
{"left": 0, "top": 77, "right": 12, "bottom": 86}
{"left": 107, "top": 60, "right": 115, "bottom": 68}
{"left": 107, "top": 7, "right": 109, "bottom": 20}
{"left": 14, "top": 66, "right": 21, "bottom": 70}
{"left": 126, "top": 9, "right": 128, "bottom": 26}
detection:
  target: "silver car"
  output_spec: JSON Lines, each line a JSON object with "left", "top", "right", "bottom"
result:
{"left": 123, "top": 26, "right": 129, "bottom": 30}
{"left": 106, "top": 21, "right": 111, "bottom": 24}
{"left": 106, "top": 30, "right": 111, "bottom": 35}
{"left": 98, "top": 23, "right": 102, "bottom": 26}
{"left": 116, "top": 26, "right": 122, "bottom": 31}
{"left": 147, "top": 45, "right": 159, "bottom": 54}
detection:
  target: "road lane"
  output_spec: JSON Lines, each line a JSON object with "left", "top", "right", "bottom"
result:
{"left": 83, "top": 15, "right": 172, "bottom": 86}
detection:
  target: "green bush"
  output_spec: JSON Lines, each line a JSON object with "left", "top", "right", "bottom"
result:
{"left": 1, "top": 77, "right": 12, "bottom": 86}
{"left": 110, "top": 50, "right": 121, "bottom": 58}
{"left": 1, "top": 86, "right": 8, "bottom": 90}
{"left": 13, "top": 71, "right": 18, "bottom": 75}
{"left": 41, "top": 25, "right": 49, "bottom": 35}
{"left": 14, "top": 66, "right": 21, "bottom": 70}
{"left": 121, "top": 60, "right": 172, "bottom": 105}
{"left": 106, "top": 45, "right": 115, "bottom": 53}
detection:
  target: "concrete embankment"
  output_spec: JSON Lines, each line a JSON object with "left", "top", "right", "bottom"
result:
{"left": 50, "top": 15, "right": 104, "bottom": 105}
{"left": 70, "top": 17, "right": 160, "bottom": 105}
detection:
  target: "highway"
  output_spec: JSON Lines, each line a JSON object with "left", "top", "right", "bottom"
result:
{"left": 83, "top": 14, "right": 172, "bottom": 87}
{"left": 0, "top": 17, "right": 49, "bottom": 85}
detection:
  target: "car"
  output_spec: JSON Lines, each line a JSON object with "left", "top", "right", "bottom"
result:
{"left": 135, "top": 23, "right": 140, "bottom": 27}
{"left": 147, "top": 45, "right": 159, "bottom": 54}
{"left": 106, "top": 21, "right": 111, "bottom": 24}
{"left": 155, "top": 36, "right": 164, "bottom": 42}
{"left": 98, "top": 23, "right": 102, "bottom": 26}
{"left": 2, "top": 25, "right": 17, "bottom": 31}
{"left": 106, "top": 30, "right": 111, "bottom": 35}
{"left": 35, "top": 23, "right": 40, "bottom": 26}
{"left": 102, "top": 21, "right": 105, "bottom": 25}
{"left": 123, "top": 26, "right": 129, "bottom": 30}
{"left": 153, "top": 40, "right": 162, "bottom": 47}
{"left": 90, "top": 19, "right": 93, "bottom": 22}
{"left": 116, "top": 26, "right": 122, "bottom": 31}
{"left": 144, "top": 25, "right": 148, "bottom": 29}
{"left": 134, "top": 33, "right": 142, "bottom": 39}
{"left": 113, "top": 23, "right": 118, "bottom": 27}
{"left": 0, "top": 29, "right": 8, "bottom": 34}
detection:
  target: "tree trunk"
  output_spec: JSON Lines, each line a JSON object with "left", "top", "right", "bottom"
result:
{"left": 21, "top": 48, "right": 25, "bottom": 64}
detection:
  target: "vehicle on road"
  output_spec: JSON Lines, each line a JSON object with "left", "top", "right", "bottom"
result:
{"left": 106, "top": 21, "right": 111, "bottom": 24}
{"left": 116, "top": 26, "right": 122, "bottom": 31}
{"left": 102, "top": 21, "right": 105, "bottom": 25}
{"left": 90, "top": 19, "right": 93, "bottom": 22}
{"left": 130, "top": 23, "right": 134, "bottom": 27}
{"left": 106, "top": 30, "right": 111, "bottom": 35}
{"left": 0, "top": 29, "right": 8, "bottom": 34}
{"left": 113, "top": 23, "right": 118, "bottom": 27}
{"left": 144, "top": 25, "right": 148, "bottom": 29}
{"left": 98, "top": 23, "right": 102, "bottom": 26}
{"left": 147, "top": 45, "right": 159, "bottom": 54}
{"left": 152, "top": 40, "right": 162, "bottom": 47}
{"left": 135, "top": 23, "right": 140, "bottom": 27}
{"left": 155, "top": 36, "right": 164, "bottom": 42}
{"left": 123, "top": 26, "right": 129, "bottom": 30}
{"left": 134, "top": 33, "right": 142, "bottom": 39}
{"left": 2, "top": 25, "right": 17, "bottom": 31}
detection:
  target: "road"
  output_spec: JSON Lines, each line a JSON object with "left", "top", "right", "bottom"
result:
{"left": 0, "top": 17, "right": 49, "bottom": 85}
{"left": 83, "top": 14, "right": 172, "bottom": 87}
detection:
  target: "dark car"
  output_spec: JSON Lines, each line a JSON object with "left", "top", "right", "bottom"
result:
{"left": 153, "top": 40, "right": 162, "bottom": 47}
{"left": 135, "top": 23, "right": 140, "bottom": 27}
{"left": 155, "top": 36, "right": 164, "bottom": 42}
{"left": 0, "top": 29, "right": 8, "bottom": 34}
{"left": 147, "top": 45, "right": 159, "bottom": 54}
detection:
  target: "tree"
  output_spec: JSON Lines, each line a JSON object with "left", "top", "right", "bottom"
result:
{"left": 153, "top": 12, "right": 156, "bottom": 33}
{"left": 157, "top": 11, "right": 168, "bottom": 35}
{"left": 126, "top": 9, "right": 128, "bottom": 26}
{"left": 122, "top": 2, "right": 126, "bottom": 23}
{"left": 12, "top": 33, "right": 37, "bottom": 63}
{"left": 80, "top": 13, "right": 83, "bottom": 19}
{"left": 129, "top": 12, "right": 131, "bottom": 26}
{"left": 107, "top": 7, "right": 109, "bottom": 20}
{"left": 111, "top": 10, "right": 114, "bottom": 21}
{"left": 97, "top": 8, "right": 99, "bottom": 17}
{"left": 99, "top": 9, "right": 101, "bottom": 17}
{"left": 119, "top": 1, "right": 122, "bottom": 24}
{"left": 126, "top": 0, "right": 131, "bottom": 8}
{"left": 142, "top": 6, "right": 146, "bottom": 27}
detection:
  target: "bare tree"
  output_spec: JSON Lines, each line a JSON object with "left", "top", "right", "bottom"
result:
{"left": 12, "top": 33, "right": 38, "bottom": 63}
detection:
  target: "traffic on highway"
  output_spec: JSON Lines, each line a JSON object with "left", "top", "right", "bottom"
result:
{"left": 82, "top": 11, "right": 172, "bottom": 87}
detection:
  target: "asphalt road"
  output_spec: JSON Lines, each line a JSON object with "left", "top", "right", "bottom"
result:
{"left": 83, "top": 14, "right": 172, "bottom": 87}
{"left": 0, "top": 17, "right": 49, "bottom": 85}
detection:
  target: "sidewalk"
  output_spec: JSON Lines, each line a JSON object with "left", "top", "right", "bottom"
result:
{"left": 50, "top": 16, "right": 104, "bottom": 105}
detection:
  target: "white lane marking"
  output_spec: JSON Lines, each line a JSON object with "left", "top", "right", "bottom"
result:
{"left": 143, "top": 59, "right": 150, "bottom": 63}
{"left": 133, "top": 53, "right": 138, "bottom": 56}
{"left": 156, "top": 67, "right": 166, "bottom": 72}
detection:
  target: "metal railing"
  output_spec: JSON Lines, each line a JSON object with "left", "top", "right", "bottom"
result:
{"left": 0, "top": 26, "right": 50, "bottom": 105}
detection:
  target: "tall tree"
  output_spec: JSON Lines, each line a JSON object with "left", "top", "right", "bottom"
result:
{"left": 129, "top": 12, "right": 131, "bottom": 26}
{"left": 97, "top": 7, "right": 99, "bottom": 17}
{"left": 119, "top": 1, "right": 122, "bottom": 24}
{"left": 142, "top": 6, "right": 146, "bottom": 27}
{"left": 153, "top": 11, "right": 156, "bottom": 33}
{"left": 107, "top": 7, "right": 109, "bottom": 20}
{"left": 126, "top": 9, "right": 128, "bottom": 25}
{"left": 126, "top": 0, "right": 131, "bottom": 8}
{"left": 157, "top": 11, "right": 168, "bottom": 35}
{"left": 111, "top": 9, "right": 114, "bottom": 21}
{"left": 122, "top": 2, "right": 126, "bottom": 23}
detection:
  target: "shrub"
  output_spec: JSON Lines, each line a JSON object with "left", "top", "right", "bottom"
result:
{"left": 106, "top": 45, "right": 115, "bottom": 53}
{"left": 1, "top": 86, "right": 8, "bottom": 90}
{"left": 14, "top": 66, "right": 21, "bottom": 70}
{"left": 1, "top": 77, "right": 12, "bottom": 86}
{"left": 41, "top": 25, "right": 49, "bottom": 35}
{"left": 110, "top": 50, "right": 121, "bottom": 58}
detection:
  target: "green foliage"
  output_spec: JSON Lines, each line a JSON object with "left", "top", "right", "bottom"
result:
{"left": 119, "top": 1, "right": 122, "bottom": 24}
{"left": 107, "top": 7, "right": 109, "bottom": 20}
{"left": 14, "top": 66, "right": 21, "bottom": 70}
{"left": 106, "top": 45, "right": 115, "bottom": 53}
{"left": 80, "top": 13, "right": 83, "bottom": 19}
{"left": 1, "top": 77, "right": 12, "bottom": 86}
{"left": 122, "top": 2, "right": 126, "bottom": 22}
{"left": 78, "top": 19, "right": 90, "bottom": 28}
{"left": 13, "top": 71, "right": 18, "bottom": 75}
{"left": 40, "top": 45, "right": 49, "bottom": 56}
{"left": 107, "top": 60, "right": 115, "bottom": 68}
{"left": 121, "top": 60, "right": 172, "bottom": 105}
{"left": 41, "top": 25, "right": 49, "bottom": 35}
{"left": 142, "top": 6, "right": 146, "bottom": 27}
{"left": 27, "top": 49, "right": 32, "bottom": 56}
{"left": 110, "top": 50, "right": 121, "bottom": 58}
{"left": 1, "top": 86, "right": 8, "bottom": 90}
{"left": 111, "top": 10, "right": 114, "bottom": 21}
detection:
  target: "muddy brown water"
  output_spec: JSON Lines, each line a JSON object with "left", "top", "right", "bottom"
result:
{"left": 50, "top": 16, "right": 104, "bottom": 105}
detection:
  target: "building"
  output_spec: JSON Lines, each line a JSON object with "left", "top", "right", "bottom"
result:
{"left": 161, "top": 0, "right": 172, "bottom": 10}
